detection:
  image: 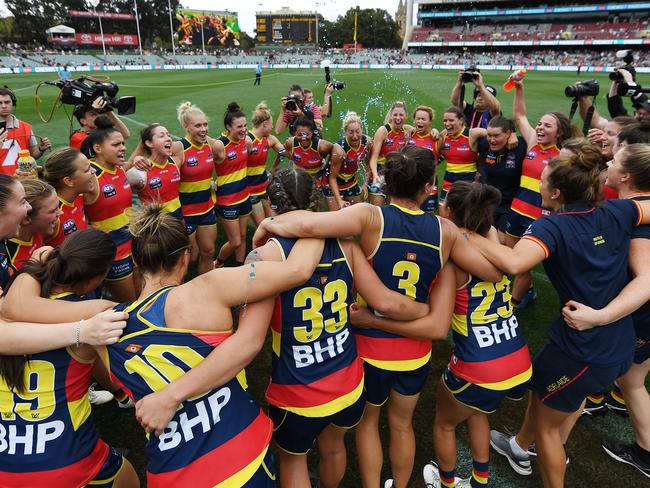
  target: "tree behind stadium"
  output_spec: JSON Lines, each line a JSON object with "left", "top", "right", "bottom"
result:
{"left": 320, "top": 8, "right": 401, "bottom": 49}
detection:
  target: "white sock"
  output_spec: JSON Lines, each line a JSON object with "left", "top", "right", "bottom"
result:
{"left": 509, "top": 436, "right": 528, "bottom": 457}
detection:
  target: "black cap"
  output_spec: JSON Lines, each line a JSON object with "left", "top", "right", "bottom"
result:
{"left": 633, "top": 100, "right": 650, "bottom": 112}
{"left": 73, "top": 104, "right": 95, "bottom": 121}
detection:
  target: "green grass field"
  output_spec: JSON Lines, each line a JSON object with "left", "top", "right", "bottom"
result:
{"left": 3, "top": 68, "right": 650, "bottom": 486}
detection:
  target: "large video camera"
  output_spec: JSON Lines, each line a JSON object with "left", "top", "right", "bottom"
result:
{"left": 564, "top": 79, "right": 600, "bottom": 99}
{"left": 609, "top": 50, "right": 636, "bottom": 82}
{"left": 52, "top": 77, "right": 136, "bottom": 115}
{"left": 461, "top": 66, "right": 481, "bottom": 83}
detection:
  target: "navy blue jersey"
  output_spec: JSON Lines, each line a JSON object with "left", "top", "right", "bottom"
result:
{"left": 476, "top": 136, "right": 526, "bottom": 208}
{"left": 266, "top": 237, "right": 363, "bottom": 417}
{"left": 355, "top": 203, "right": 442, "bottom": 371}
{"left": 523, "top": 199, "right": 642, "bottom": 366}
{"left": 0, "top": 239, "right": 15, "bottom": 292}
{"left": 631, "top": 195, "right": 650, "bottom": 339}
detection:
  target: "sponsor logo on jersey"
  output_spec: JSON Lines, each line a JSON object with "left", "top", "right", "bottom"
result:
{"left": 102, "top": 184, "right": 117, "bottom": 198}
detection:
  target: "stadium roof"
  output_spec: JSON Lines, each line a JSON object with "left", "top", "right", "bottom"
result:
{"left": 418, "top": 0, "right": 506, "bottom": 4}
{"left": 256, "top": 8, "right": 317, "bottom": 15}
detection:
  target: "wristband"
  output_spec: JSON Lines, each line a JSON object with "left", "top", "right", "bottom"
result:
{"left": 75, "top": 319, "right": 84, "bottom": 347}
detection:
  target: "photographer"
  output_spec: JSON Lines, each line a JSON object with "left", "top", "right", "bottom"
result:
{"left": 70, "top": 97, "right": 130, "bottom": 152}
{"left": 577, "top": 67, "right": 650, "bottom": 132}
{"left": 304, "top": 83, "right": 335, "bottom": 122}
{"left": 0, "top": 87, "right": 51, "bottom": 176}
{"left": 275, "top": 84, "right": 317, "bottom": 136}
{"left": 451, "top": 70, "right": 501, "bottom": 129}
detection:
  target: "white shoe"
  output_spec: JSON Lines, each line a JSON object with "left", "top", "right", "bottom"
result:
{"left": 88, "top": 383, "right": 114, "bottom": 405}
{"left": 423, "top": 461, "right": 461, "bottom": 488}
{"left": 455, "top": 478, "right": 473, "bottom": 488}
{"left": 117, "top": 396, "right": 134, "bottom": 409}
{"left": 383, "top": 479, "right": 394, "bottom": 488}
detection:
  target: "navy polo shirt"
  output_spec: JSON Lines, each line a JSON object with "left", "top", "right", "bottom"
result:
{"left": 476, "top": 136, "right": 526, "bottom": 208}
{"left": 523, "top": 199, "right": 642, "bottom": 366}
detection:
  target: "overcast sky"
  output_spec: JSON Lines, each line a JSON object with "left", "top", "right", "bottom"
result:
{"left": 0, "top": 1, "right": 401, "bottom": 36}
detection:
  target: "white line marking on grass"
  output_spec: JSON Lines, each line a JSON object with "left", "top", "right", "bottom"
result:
{"left": 119, "top": 72, "right": 281, "bottom": 89}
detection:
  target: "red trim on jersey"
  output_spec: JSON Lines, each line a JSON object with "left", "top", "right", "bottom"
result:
{"left": 146, "top": 410, "right": 272, "bottom": 487}
{"left": 265, "top": 357, "right": 363, "bottom": 409}
{"left": 65, "top": 356, "right": 94, "bottom": 402}
{"left": 449, "top": 344, "right": 531, "bottom": 386}
{"left": 0, "top": 440, "right": 109, "bottom": 487}
{"left": 355, "top": 334, "right": 432, "bottom": 362}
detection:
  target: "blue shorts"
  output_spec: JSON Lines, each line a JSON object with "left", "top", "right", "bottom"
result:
{"left": 184, "top": 209, "right": 217, "bottom": 235}
{"left": 505, "top": 211, "right": 534, "bottom": 239}
{"left": 106, "top": 255, "right": 134, "bottom": 281}
{"left": 368, "top": 166, "right": 386, "bottom": 197}
{"left": 493, "top": 204, "right": 512, "bottom": 233}
{"left": 420, "top": 191, "right": 439, "bottom": 214}
{"left": 216, "top": 198, "right": 252, "bottom": 220}
{"left": 442, "top": 366, "right": 528, "bottom": 414}
{"left": 243, "top": 449, "right": 276, "bottom": 487}
{"left": 440, "top": 172, "right": 476, "bottom": 203}
{"left": 250, "top": 193, "right": 268, "bottom": 206}
{"left": 634, "top": 336, "right": 650, "bottom": 364}
{"left": 363, "top": 361, "right": 430, "bottom": 406}
{"left": 268, "top": 393, "right": 365, "bottom": 455}
{"left": 530, "top": 341, "right": 633, "bottom": 413}
{"left": 87, "top": 447, "right": 124, "bottom": 487}
{"left": 322, "top": 183, "right": 362, "bottom": 199}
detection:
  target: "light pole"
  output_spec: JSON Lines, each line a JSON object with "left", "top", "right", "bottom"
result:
{"left": 88, "top": 0, "right": 106, "bottom": 58}
{"left": 133, "top": 0, "right": 144, "bottom": 59}
{"left": 315, "top": 6, "right": 319, "bottom": 49}
{"left": 167, "top": 0, "right": 176, "bottom": 58}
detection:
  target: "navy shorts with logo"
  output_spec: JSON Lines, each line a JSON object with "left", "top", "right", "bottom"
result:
{"left": 442, "top": 366, "right": 528, "bottom": 414}
{"left": 322, "top": 183, "right": 362, "bottom": 199}
{"left": 634, "top": 336, "right": 650, "bottom": 364}
{"left": 505, "top": 211, "right": 535, "bottom": 239}
{"left": 268, "top": 393, "right": 365, "bottom": 455}
{"left": 363, "top": 361, "right": 430, "bottom": 406}
{"left": 216, "top": 198, "right": 252, "bottom": 220}
{"left": 244, "top": 449, "right": 277, "bottom": 487}
{"left": 106, "top": 255, "right": 134, "bottom": 281}
{"left": 530, "top": 341, "right": 633, "bottom": 413}
{"left": 493, "top": 204, "right": 512, "bottom": 233}
{"left": 87, "top": 447, "right": 124, "bottom": 487}
{"left": 184, "top": 209, "right": 217, "bottom": 235}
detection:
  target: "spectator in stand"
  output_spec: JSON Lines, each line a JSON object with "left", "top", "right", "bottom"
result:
{"left": 451, "top": 71, "right": 501, "bottom": 129}
{"left": 70, "top": 97, "right": 130, "bottom": 153}
{"left": 0, "top": 87, "right": 51, "bottom": 176}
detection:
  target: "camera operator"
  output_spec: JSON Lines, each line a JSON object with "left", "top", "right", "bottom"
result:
{"left": 451, "top": 70, "right": 501, "bottom": 129}
{"left": 275, "top": 84, "right": 318, "bottom": 136}
{"left": 577, "top": 67, "right": 650, "bottom": 134}
{"left": 70, "top": 97, "right": 130, "bottom": 151}
{"left": 0, "top": 87, "right": 51, "bottom": 176}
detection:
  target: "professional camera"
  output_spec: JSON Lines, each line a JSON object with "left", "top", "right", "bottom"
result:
{"left": 52, "top": 77, "right": 136, "bottom": 115}
{"left": 564, "top": 79, "right": 600, "bottom": 99}
{"left": 461, "top": 66, "right": 480, "bottom": 83}
{"left": 285, "top": 95, "right": 303, "bottom": 112}
{"left": 324, "top": 66, "right": 345, "bottom": 90}
{"left": 609, "top": 50, "right": 636, "bottom": 82}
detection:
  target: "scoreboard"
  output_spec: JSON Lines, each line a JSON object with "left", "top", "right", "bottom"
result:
{"left": 255, "top": 14, "right": 317, "bottom": 44}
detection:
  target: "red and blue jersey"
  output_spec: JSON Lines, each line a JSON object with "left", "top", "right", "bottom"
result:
{"left": 6, "top": 233, "right": 44, "bottom": 269}
{"left": 0, "top": 292, "right": 110, "bottom": 487}
{"left": 409, "top": 132, "right": 438, "bottom": 156}
{"left": 630, "top": 195, "right": 650, "bottom": 341}
{"left": 511, "top": 144, "right": 560, "bottom": 220}
{"left": 332, "top": 136, "right": 368, "bottom": 192}
{"left": 450, "top": 274, "right": 531, "bottom": 390}
{"left": 378, "top": 124, "right": 408, "bottom": 165}
{"left": 266, "top": 237, "right": 363, "bottom": 417}
{"left": 441, "top": 127, "right": 477, "bottom": 191}
{"left": 355, "top": 204, "right": 442, "bottom": 371}
{"left": 523, "top": 199, "right": 643, "bottom": 366}
{"left": 137, "top": 158, "right": 182, "bottom": 221}
{"left": 247, "top": 131, "right": 270, "bottom": 198}
{"left": 0, "top": 240, "right": 16, "bottom": 291}
{"left": 107, "top": 287, "right": 272, "bottom": 487}
{"left": 45, "top": 195, "right": 89, "bottom": 248}
{"left": 292, "top": 137, "right": 323, "bottom": 177}
{"left": 216, "top": 136, "right": 250, "bottom": 207}
{"left": 85, "top": 161, "right": 133, "bottom": 261}
{"left": 179, "top": 138, "right": 216, "bottom": 217}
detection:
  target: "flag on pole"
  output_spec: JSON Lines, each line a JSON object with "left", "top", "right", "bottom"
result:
{"left": 353, "top": 11, "right": 358, "bottom": 43}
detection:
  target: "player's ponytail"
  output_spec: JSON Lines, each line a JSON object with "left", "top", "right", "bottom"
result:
{"left": 384, "top": 145, "right": 435, "bottom": 200}
{"left": 86, "top": 116, "right": 120, "bottom": 159}
{"left": 548, "top": 145, "right": 605, "bottom": 205}
{"left": 0, "top": 229, "right": 115, "bottom": 393}
{"left": 445, "top": 181, "right": 502, "bottom": 236}
{"left": 224, "top": 101, "right": 245, "bottom": 129}
{"left": 130, "top": 203, "right": 189, "bottom": 273}
{"left": 267, "top": 167, "right": 320, "bottom": 214}
{"left": 252, "top": 102, "right": 272, "bottom": 128}
{"left": 177, "top": 101, "right": 207, "bottom": 129}
{"left": 342, "top": 111, "right": 363, "bottom": 133}
{"left": 43, "top": 147, "right": 83, "bottom": 190}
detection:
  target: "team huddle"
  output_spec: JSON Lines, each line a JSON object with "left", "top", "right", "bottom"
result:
{"left": 0, "top": 73, "right": 649, "bottom": 488}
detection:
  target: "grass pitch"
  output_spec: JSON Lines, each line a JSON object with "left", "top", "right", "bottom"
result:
{"left": 3, "top": 67, "right": 649, "bottom": 486}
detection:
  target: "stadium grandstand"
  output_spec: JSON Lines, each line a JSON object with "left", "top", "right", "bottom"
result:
{"left": 405, "top": 0, "right": 649, "bottom": 62}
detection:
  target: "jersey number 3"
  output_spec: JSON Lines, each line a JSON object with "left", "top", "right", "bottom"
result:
{"left": 293, "top": 279, "right": 348, "bottom": 343}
